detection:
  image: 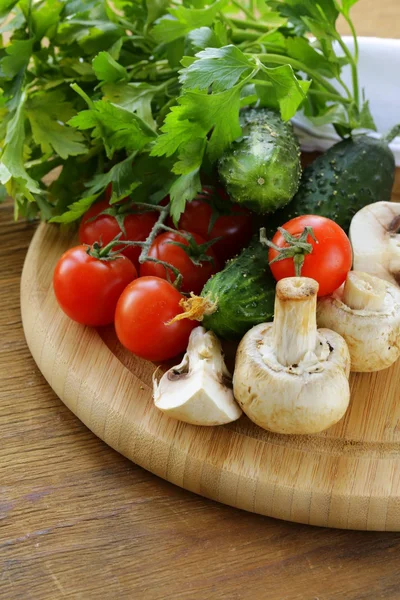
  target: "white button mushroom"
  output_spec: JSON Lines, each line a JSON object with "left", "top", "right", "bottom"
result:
{"left": 350, "top": 201, "right": 400, "bottom": 286}
{"left": 233, "top": 277, "right": 350, "bottom": 435}
{"left": 153, "top": 326, "right": 242, "bottom": 426}
{"left": 317, "top": 271, "right": 400, "bottom": 372}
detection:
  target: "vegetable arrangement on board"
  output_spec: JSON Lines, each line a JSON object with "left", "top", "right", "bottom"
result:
{"left": 3, "top": 0, "right": 400, "bottom": 435}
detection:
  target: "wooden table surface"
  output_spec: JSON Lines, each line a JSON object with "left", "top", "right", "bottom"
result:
{"left": 2, "top": 3, "right": 400, "bottom": 599}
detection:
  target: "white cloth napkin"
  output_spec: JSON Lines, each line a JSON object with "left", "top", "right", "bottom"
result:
{"left": 291, "top": 37, "right": 400, "bottom": 165}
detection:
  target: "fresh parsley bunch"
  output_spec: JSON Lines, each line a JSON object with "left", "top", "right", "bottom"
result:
{"left": 0, "top": 0, "right": 373, "bottom": 223}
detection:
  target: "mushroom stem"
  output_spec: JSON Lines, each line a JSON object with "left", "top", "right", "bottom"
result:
{"left": 342, "top": 271, "right": 386, "bottom": 312}
{"left": 184, "top": 324, "right": 230, "bottom": 378}
{"left": 274, "top": 277, "right": 319, "bottom": 367}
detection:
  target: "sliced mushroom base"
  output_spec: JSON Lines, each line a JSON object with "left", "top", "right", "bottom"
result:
{"left": 153, "top": 326, "right": 242, "bottom": 426}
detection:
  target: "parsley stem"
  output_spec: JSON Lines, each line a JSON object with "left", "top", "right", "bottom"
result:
{"left": 255, "top": 53, "right": 341, "bottom": 97}
{"left": 231, "top": 0, "right": 255, "bottom": 20}
{"left": 230, "top": 17, "right": 272, "bottom": 32}
{"left": 232, "top": 30, "right": 284, "bottom": 53}
{"left": 336, "top": 73, "right": 353, "bottom": 101}
{"left": 345, "top": 15, "right": 359, "bottom": 64}
{"left": 335, "top": 35, "right": 359, "bottom": 108}
{"left": 70, "top": 83, "right": 95, "bottom": 109}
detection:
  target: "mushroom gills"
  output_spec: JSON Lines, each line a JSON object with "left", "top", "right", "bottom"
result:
{"left": 317, "top": 271, "right": 400, "bottom": 372}
{"left": 350, "top": 202, "right": 400, "bottom": 286}
{"left": 153, "top": 326, "right": 242, "bottom": 426}
{"left": 233, "top": 277, "right": 350, "bottom": 435}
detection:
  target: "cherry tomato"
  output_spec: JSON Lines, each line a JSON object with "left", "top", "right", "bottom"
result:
{"left": 79, "top": 198, "right": 158, "bottom": 270}
{"left": 268, "top": 215, "right": 352, "bottom": 297}
{"left": 53, "top": 245, "right": 137, "bottom": 326}
{"left": 140, "top": 230, "right": 219, "bottom": 295}
{"left": 169, "top": 187, "right": 253, "bottom": 263}
{"left": 115, "top": 277, "right": 196, "bottom": 361}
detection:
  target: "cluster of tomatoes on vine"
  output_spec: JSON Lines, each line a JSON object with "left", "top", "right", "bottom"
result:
{"left": 53, "top": 185, "right": 254, "bottom": 361}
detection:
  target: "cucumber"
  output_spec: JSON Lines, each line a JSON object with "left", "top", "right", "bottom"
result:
{"left": 268, "top": 133, "right": 396, "bottom": 234}
{"left": 218, "top": 108, "right": 301, "bottom": 214}
{"left": 201, "top": 237, "right": 275, "bottom": 340}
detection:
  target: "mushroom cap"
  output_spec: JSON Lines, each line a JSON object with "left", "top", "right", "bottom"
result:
{"left": 317, "top": 276, "right": 400, "bottom": 372}
{"left": 233, "top": 323, "right": 350, "bottom": 435}
{"left": 350, "top": 201, "right": 400, "bottom": 286}
{"left": 153, "top": 327, "right": 242, "bottom": 426}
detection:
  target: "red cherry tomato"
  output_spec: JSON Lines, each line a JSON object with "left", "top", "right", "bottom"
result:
{"left": 268, "top": 215, "right": 352, "bottom": 297}
{"left": 79, "top": 198, "right": 158, "bottom": 271}
{"left": 169, "top": 187, "right": 253, "bottom": 263}
{"left": 115, "top": 277, "right": 196, "bottom": 361}
{"left": 140, "top": 230, "right": 219, "bottom": 294}
{"left": 53, "top": 245, "right": 137, "bottom": 326}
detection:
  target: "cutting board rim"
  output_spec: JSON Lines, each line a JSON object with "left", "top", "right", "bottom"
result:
{"left": 20, "top": 221, "right": 400, "bottom": 532}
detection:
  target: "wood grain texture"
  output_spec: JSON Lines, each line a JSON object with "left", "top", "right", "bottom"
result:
{"left": 2, "top": 2, "right": 400, "bottom": 597}
{"left": 19, "top": 189, "right": 400, "bottom": 531}
{"left": 6, "top": 208, "right": 400, "bottom": 600}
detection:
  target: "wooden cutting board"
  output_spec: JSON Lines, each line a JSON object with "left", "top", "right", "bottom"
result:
{"left": 21, "top": 213, "right": 400, "bottom": 531}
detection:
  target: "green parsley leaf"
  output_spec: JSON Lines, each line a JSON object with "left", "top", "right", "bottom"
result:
{"left": 166, "top": 38, "right": 185, "bottom": 69}
{"left": 27, "top": 109, "right": 86, "bottom": 160}
{"left": 286, "top": 37, "right": 337, "bottom": 78}
{"left": 180, "top": 45, "right": 255, "bottom": 92}
{"left": 146, "top": 0, "right": 169, "bottom": 24}
{"left": 268, "top": 1, "right": 308, "bottom": 35}
{"left": 92, "top": 51, "right": 128, "bottom": 84}
{"left": 102, "top": 82, "right": 156, "bottom": 126}
{"left": 307, "top": 103, "right": 350, "bottom": 127}
{"left": 341, "top": 0, "right": 359, "bottom": 16}
{"left": 261, "top": 64, "right": 310, "bottom": 120}
{"left": 169, "top": 169, "right": 202, "bottom": 223}
{"left": 128, "top": 154, "right": 175, "bottom": 204}
{"left": 258, "top": 6, "right": 287, "bottom": 27}
{"left": 31, "top": 0, "right": 64, "bottom": 40}
{"left": 85, "top": 153, "right": 139, "bottom": 200}
{"left": 151, "top": 101, "right": 204, "bottom": 159}
{"left": 358, "top": 99, "right": 377, "bottom": 131}
{"left": 50, "top": 192, "right": 101, "bottom": 224}
{"left": 200, "top": 88, "right": 242, "bottom": 162}
{"left": 152, "top": 86, "right": 242, "bottom": 163}
{"left": 69, "top": 100, "right": 157, "bottom": 158}
{"left": 1, "top": 39, "right": 33, "bottom": 78}
{"left": 152, "top": 0, "right": 227, "bottom": 44}
{"left": 0, "top": 92, "right": 41, "bottom": 201}
{"left": 26, "top": 90, "right": 86, "bottom": 159}
{"left": 173, "top": 137, "right": 206, "bottom": 175}
{"left": 186, "top": 26, "right": 222, "bottom": 51}
{"left": 56, "top": 15, "right": 122, "bottom": 55}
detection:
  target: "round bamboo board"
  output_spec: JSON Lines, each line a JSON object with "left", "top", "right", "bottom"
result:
{"left": 21, "top": 222, "right": 400, "bottom": 531}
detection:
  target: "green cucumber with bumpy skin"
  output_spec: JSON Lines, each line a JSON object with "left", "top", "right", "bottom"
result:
{"left": 201, "top": 237, "right": 275, "bottom": 340}
{"left": 218, "top": 108, "right": 301, "bottom": 214}
{"left": 268, "top": 129, "right": 398, "bottom": 234}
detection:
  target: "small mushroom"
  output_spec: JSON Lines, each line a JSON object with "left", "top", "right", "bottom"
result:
{"left": 153, "top": 326, "right": 242, "bottom": 426}
{"left": 317, "top": 271, "right": 400, "bottom": 372}
{"left": 350, "top": 201, "right": 400, "bottom": 286}
{"left": 233, "top": 277, "right": 350, "bottom": 435}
